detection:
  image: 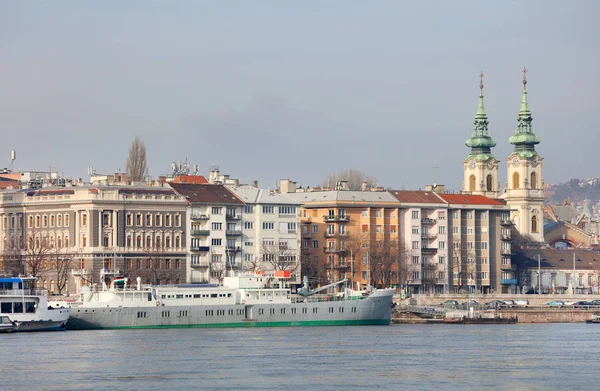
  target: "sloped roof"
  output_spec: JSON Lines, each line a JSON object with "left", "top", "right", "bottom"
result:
{"left": 170, "top": 175, "right": 208, "bottom": 184}
{"left": 516, "top": 249, "right": 600, "bottom": 270}
{"left": 227, "top": 186, "right": 302, "bottom": 205}
{"left": 284, "top": 190, "right": 399, "bottom": 205}
{"left": 388, "top": 190, "right": 446, "bottom": 205}
{"left": 438, "top": 194, "right": 505, "bottom": 206}
{"left": 550, "top": 204, "right": 580, "bottom": 224}
{"left": 170, "top": 183, "right": 243, "bottom": 204}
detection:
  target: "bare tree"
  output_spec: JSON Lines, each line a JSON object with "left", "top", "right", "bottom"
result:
{"left": 127, "top": 246, "right": 180, "bottom": 285}
{"left": 321, "top": 169, "right": 377, "bottom": 191}
{"left": 260, "top": 243, "right": 299, "bottom": 276}
{"left": 47, "top": 247, "right": 79, "bottom": 295}
{"left": 209, "top": 261, "right": 226, "bottom": 285}
{"left": 300, "top": 247, "right": 327, "bottom": 286}
{"left": 125, "top": 136, "right": 149, "bottom": 182}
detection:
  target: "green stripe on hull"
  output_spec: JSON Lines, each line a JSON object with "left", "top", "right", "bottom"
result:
{"left": 80, "top": 319, "right": 390, "bottom": 330}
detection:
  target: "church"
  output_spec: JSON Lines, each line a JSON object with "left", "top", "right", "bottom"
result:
{"left": 462, "top": 69, "right": 545, "bottom": 244}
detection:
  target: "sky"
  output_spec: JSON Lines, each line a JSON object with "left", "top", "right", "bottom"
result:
{"left": 1, "top": 1, "right": 598, "bottom": 191}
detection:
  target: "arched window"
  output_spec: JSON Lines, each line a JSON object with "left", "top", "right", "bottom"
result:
{"left": 156, "top": 236, "right": 162, "bottom": 248}
{"left": 175, "top": 236, "right": 181, "bottom": 248}
{"left": 65, "top": 236, "right": 69, "bottom": 247}
{"left": 530, "top": 172, "right": 537, "bottom": 189}
{"left": 532, "top": 215, "right": 538, "bottom": 233}
{"left": 82, "top": 234, "right": 87, "bottom": 247}
{"left": 486, "top": 174, "right": 493, "bottom": 191}
{"left": 512, "top": 172, "right": 520, "bottom": 189}
{"left": 127, "top": 235, "right": 132, "bottom": 247}
{"left": 136, "top": 235, "right": 142, "bottom": 247}
{"left": 165, "top": 236, "right": 171, "bottom": 248}
{"left": 57, "top": 237, "right": 62, "bottom": 248}
{"left": 146, "top": 236, "right": 152, "bottom": 248}
{"left": 469, "top": 175, "right": 476, "bottom": 192}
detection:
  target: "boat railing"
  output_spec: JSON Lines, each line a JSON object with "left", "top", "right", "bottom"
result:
{"left": 0, "top": 289, "right": 46, "bottom": 296}
{"left": 291, "top": 294, "right": 366, "bottom": 303}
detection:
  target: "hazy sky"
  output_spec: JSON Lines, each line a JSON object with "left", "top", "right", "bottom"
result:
{"left": 1, "top": 1, "right": 598, "bottom": 191}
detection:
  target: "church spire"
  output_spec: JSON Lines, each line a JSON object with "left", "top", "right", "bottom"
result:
{"left": 509, "top": 67, "right": 540, "bottom": 157}
{"left": 466, "top": 72, "right": 496, "bottom": 160}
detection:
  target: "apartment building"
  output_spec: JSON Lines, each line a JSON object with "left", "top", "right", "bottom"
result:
{"left": 226, "top": 185, "right": 302, "bottom": 284}
{"left": 440, "top": 194, "right": 513, "bottom": 294}
{"left": 169, "top": 183, "right": 244, "bottom": 284}
{"left": 284, "top": 186, "right": 401, "bottom": 290}
{"left": 0, "top": 186, "right": 188, "bottom": 293}
{"left": 388, "top": 190, "right": 450, "bottom": 294}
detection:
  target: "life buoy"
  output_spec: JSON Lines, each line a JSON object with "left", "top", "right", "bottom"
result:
{"left": 156, "top": 301, "right": 160, "bottom": 306}
{"left": 241, "top": 300, "right": 246, "bottom": 305}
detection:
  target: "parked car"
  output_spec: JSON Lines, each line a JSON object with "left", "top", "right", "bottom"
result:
{"left": 588, "top": 300, "right": 600, "bottom": 307}
{"left": 574, "top": 301, "right": 592, "bottom": 308}
{"left": 513, "top": 300, "right": 529, "bottom": 307}
{"left": 461, "top": 299, "right": 479, "bottom": 308}
{"left": 440, "top": 300, "right": 459, "bottom": 308}
{"left": 546, "top": 300, "right": 564, "bottom": 307}
{"left": 484, "top": 300, "right": 505, "bottom": 309}
{"left": 503, "top": 300, "right": 516, "bottom": 307}
{"left": 563, "top": 300, "right": 578, "bottom": 306}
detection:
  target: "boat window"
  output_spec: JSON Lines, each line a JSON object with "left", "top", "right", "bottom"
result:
{"left": 147, "top": 293, "right": 152, "bottom": 301}
{"left": 194, "top": 294, "right": 201, "bottom": 298}
{"left": 13, "top": 302, "right": 23, "bottom": 313}
{"left": 227, "top": 293, "right": 232, "bottom": 297}
{"left": 1, "top": 302, "right": 12, "bottom": 313}
{"left": 26, "top": 302, "right": 35, "bottom": 313}
{"left": 176, "top": 295, "right": 183, "bottom": 299}
{"left": 211, "top": 293, "right": 217, "bottom": 298}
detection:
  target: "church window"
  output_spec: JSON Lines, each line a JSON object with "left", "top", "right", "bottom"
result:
{"left": 531, "top": 216, "right": 538, "bottom": 233}
{"left": 486, "top": 175, "right": 493, "bottom": 191}
{"left": 512, "top": 172, "right": 520, "bottom": 189}
{"left": 530, "top": 172, "right": 537, "bottom": 189}
{"left": 469, "top": 175, "right": 476, "bottom": 192}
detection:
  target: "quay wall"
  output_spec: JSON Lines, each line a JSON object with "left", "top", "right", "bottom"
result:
{"left": 400, "top": 294, "right": 600, "bottom": 307}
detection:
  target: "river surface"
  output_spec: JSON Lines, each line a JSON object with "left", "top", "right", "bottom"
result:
{"left": 2, "top": 324, "right": 598, "bottom": 390}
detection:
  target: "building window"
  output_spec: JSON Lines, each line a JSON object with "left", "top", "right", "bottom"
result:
{"left": 412, "top": 271, "right": 420, "bottom": 280}
{"left": 531, "top": 172, "right": 537, "bottom": 189}
{"left": 165, "top": 215, "right": 171, "bottom": 227}
{"left": 279, "top": 206, "right": 296, "bottom": 215}
{"left": 243, "top": 206, "right": 254, "bottom": 214}
{"left": 146, "top": 236, "right": 152, "bottom": 247}
{"left": 467, "top": 242, "right": 473, "bottom": 249}
{"left": 127, "top": 235, "right": 132, "bottom": 247}
{"left": 50, "top": 215, "right": 55, "bottom": 227}
{"left": 452, "top": 226, "right": 459, "bottom": 234}
{"left": 212, "top": 239, "right": 222, "bottom": 246}
{"left": 312, "top": 240, "right": 318, "bottom": 249}
{"left": 466, "top": 212, "right": 473, "bottom": 219}
{"left": 481, "top": 242, "right": 488, "bottom": 250}
{"left": 136, "top": 236, "right": 142, "bottom": 247}
{"left": 439, "top": 226, "right": 446, "bottom": 234}
{"left": 481, "top": 272, "right": 488, "bottom": 279}
{"left": 481, "top": 257, "right": 488, "bottom": 264}
{"left": 469, "top": 175, "right": 476, "bottom": 191}
{"left": 412, "top": 226, "right": 419, "bottom": 234}
{"left": 412, "top": 211, "right": 419, "bottom": 219}
{"left": 363, "top": 253, "right": 369, "bottom": 264}
{"left": 452, "top": 211, "right": 459, "bottom": 219}
{"left": 156, "top": 214, "right": 162, "bottom": 226}
{"left": 212, "top": 207, "right": 222, "bottom": 215}
{"left": 136, "top": 214, "right": 142, "bottom": 226}
{"left": 438, "top": 212, "right": 446, "bottom": 220}
{"left": 412, "top": 256, "right": 419, "bottom": 265}
{"left": 512, "top": 172, "right": 520, "bottom": 189}
{"left": 439, "top": 256, "right": 445, "bottom": 264}
{"left": 165, "top": 236, "right": 171, "bottom": 248}
{"left": 212, "top": 222, "right": 223, "bottom": 230}
{"left": 376, "top": 210, "right": 382, "bottom": 218}
{"left": 376, "top": 225, "right": 383, "bottom": 233}
{"left": 244, "top": 221, "right": 254, "bottom": 229}
{"left": 263, "top": 222, "right": 274, "bottom": 230}
{"left": 439, "top": 241, "right": 446, "bottom": 249}
{"left": 467, "top": 227, "right": 473, "bottom": 234}
{"left": 175, "top": 215, "right": 181, "bottom": 227}
{"left": 146, "top": 214, "right": 152, "bottom": 226}
{"left": 361, "top": 210, "right": 368, "bottom": 217}
{"left": 412, "top": 241, "right": 419, "bottom": 249}
{"left": 126, "top": 214, "right": 132, "bottom": 226}
{"left": 312, "top": 225, "right": 318, "bottom": 233}
{"left": 532, "top": 215, "right": 538, "bottom": 233}
{"left": 390, "top": 225, "right": 396, "bottom": 233}
{"left": 175, "top": 236, "right": 181, "bottom": 248}
{"left": 262, "top": 206, "right": 274, "bottom": 214}
{"left": 82, "top": 234, "right": 87, "bottom": 247}
{"left": 502, "top": 257, "right": 510, "bottom": 266}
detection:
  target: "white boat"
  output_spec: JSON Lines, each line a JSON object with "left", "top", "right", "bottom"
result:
{"left": 66, "top": 271, "right": 395, "bottom": 330}
{"left": 0, "top": 276, "right": 70, "bottom": 332}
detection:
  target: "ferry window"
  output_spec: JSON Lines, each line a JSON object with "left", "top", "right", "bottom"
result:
{"left": 302, "top": 308, "right": 307, "bottom": 314}
{"left": 281, "top": 308, "right": 285, "bottom": 314}
{"left": 147, "top": 293, "right": 152, "bottom": 301}
{"left": 13, "top": 302, "right": 23, "bottom": 313}
{"left": 1, "top": 302, "right": 12, "bottom": 313}
{"left": 313, "top": 308, "right": 318, "bottom": 314}
{"left": 227, "top": 293, "right": 232, "bottom": 297}
{"left": 176, "top": 295, "right": 183, "bottom": 299}
{"left": 211, "top": 293, "right": 217, "bottom": 298}
{"left": 26, "top": 302, "right": 35, "bottom": 313}
{"left": 194, "top": 294, "right": 201, "bottom": 298}
{"left": 292, "top": 308, "right": 296, "bottom": 314}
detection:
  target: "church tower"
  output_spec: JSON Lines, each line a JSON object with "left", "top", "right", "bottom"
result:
{"left": 500, "top": 68, "right": 545, "bottom": 243}
{"left": 463, "top": 72, "right": 499, "bottom": 198}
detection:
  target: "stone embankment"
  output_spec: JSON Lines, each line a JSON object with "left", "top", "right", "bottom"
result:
{"left": 392, "top": 294, "right": 600, "bottom": 324}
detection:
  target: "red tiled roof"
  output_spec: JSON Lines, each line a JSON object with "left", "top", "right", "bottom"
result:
{"left": 439, "top": 194, "right": 505, "bottom": 206}
{"left": 170, "top": 183, "right": 243, "bottom": 204}
{"left": 170, "top": 175, "right": 208, "bottom": 184}
{"left": 388, "top": 190, "right": 445, "bottom": 204}
{"left": 0, "top": 181, "right": 18, "bottom": 189}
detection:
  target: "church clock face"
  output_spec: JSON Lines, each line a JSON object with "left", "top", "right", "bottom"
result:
{"left": 512, "top": 157, "right": 520, "bottom": 167}
{"left": 469, "top": 160, "right": 476, "bottom": 169}
{"left": 487, "top": 161, "right": 494, "bottom": 169}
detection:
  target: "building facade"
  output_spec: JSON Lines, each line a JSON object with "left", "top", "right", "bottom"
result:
{"left": 0, "top": 186, "right": 188, "bottom": 293}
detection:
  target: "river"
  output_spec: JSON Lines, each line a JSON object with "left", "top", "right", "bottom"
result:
{"left": 1, "top": 324, "right": 598, "bottom": 390}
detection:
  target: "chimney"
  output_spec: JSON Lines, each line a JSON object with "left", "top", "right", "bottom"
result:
{"left": 253, "top": 180, "right": 258, "bottom": 188}
{"left": 279, "top": 179, "right": 296, "bottom": 194}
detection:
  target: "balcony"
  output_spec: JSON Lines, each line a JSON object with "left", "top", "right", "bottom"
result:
{"left": 421, "top": 234, "right": 438, "bottom": 240}
{"left": 324, "top": 247, "right": 346, "bottom": 254}
{"left": 191, "top": 214, "right": 210, "bottom": 221}
{"left": 500, "top": 219, "right": 512, "bottom": 226}
{"left": 421, "top": 247, "right": 438, "bottom": 253}
{"left": 191, "top": 259, "right": 210, "bottom": 268}
{"left": 323, "top": 215, "right": 350, "bottom": 223}
{"left": 501, "top": 279, "right": 517, "bottom": 285}
{"left": 226, "top": 214, "right": 241, "bottom": 221}
{"left": 191, "top": 246, "right": 210, "bottom": 252}
{"left": 421, "top": 218, "right": 437, "bottom": 225}
{"left": 325, "top": 263, "right": 350, "bottom": 270}
{"left": 301, "top": 216, "right": 312, "bottom": 224}
{"left": 71, "top": 269, "right": 90, "bottom": 276}
{"left": 226, "top": 246, "right": 242, "bottom": 253}
{"left": 226, "top": 230, "right": 242, "bottom": 236}
{"left": 501, "top": 249, "right": 512, "bottom": 256}
{"left": 501, "top": 234, "right": 511, "bottom": 241}
{"left": 324, "top": 232, "right": 336, "bottom": 238}
{"left": 191, "top": 230, "right": 210, "bottom": 236}
{"left": 500, "top": 264, "right": 512, "bottom": 270}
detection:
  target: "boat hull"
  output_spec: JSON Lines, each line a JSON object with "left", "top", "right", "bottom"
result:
{"left": 66, "top": 292, "right": 394, "bottom": 330}
{"left": 14, "top": 319, "right": 69, "bottom": 332}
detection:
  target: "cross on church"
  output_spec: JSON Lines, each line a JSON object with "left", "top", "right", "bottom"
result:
{"left": 479, "top": 71, "right": 484, "bottom": 92}
{"left": 522, "top": 66, "right": 528, "bottom": 85}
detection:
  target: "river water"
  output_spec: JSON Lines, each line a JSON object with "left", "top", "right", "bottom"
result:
{"left": 2, "top": 324, "right": 598, "bottom": 390}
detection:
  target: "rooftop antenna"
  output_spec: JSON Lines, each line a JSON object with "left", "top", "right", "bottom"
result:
{"left": 8, "top": 150, "right": 16, "bottom": 171}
